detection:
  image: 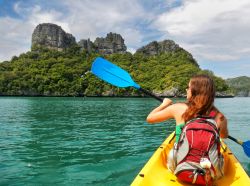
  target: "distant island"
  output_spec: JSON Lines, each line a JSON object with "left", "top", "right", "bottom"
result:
{"left": 0, "top": 23, "right": 239, "bottom": 97}
{"left": 226, "top": 76, "right": 250, "bottom": 97}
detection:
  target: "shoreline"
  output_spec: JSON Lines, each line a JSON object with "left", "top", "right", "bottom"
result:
{"left": 0, "top": 95, "right": 236, "bottom": 98}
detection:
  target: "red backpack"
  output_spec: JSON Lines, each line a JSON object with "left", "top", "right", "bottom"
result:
{"left": 174, "top": 112, "right": 224, "bottom": 185}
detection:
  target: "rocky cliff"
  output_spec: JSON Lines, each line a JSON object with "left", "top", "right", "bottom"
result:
{"left": 78, "top": 39, "right": 97, "bottom": 53}
{"left": 94, "top": 32, "right": 127, "bottom": 55}
{"left": 32, "top": 23, "right": 76, "bottom": 51}
{"left": 135, "top": 40, "right": 198, "bottom": 67}
{"left": 32, "top": 23, "right": 127, "bottom": 55}
{"left": 78, "top": 32, "right": 127, "bottom": 55}
{"left": 135, "top": 40, "right": 181, "bottom": 55}
{"left": 32, "top": 23, "right": 197, "bottom": 57}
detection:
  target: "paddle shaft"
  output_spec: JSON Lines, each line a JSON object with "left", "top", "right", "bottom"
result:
{"left": 139, "top": 88, "right": 163, "bottom": 102}
{"left": 228, "top": 135, "right": 243, "bottom": 145}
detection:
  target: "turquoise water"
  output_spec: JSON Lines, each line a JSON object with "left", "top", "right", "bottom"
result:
{"left": 0, "top": 97, "right": 249, "bottom": 185}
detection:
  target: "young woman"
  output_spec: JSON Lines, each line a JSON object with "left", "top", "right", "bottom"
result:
{"left": 147, "top": 74, "right": 228, "bottom": 140}
{"left": 146, "top": 75, "right": 228, "bottom": 173}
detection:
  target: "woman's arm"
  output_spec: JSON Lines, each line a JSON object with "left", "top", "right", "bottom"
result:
{"left": 215, "top": 112, "right": 228, "bottom": 138}
{"left": 146, "top": 98, "right": 173, "bottom": 123}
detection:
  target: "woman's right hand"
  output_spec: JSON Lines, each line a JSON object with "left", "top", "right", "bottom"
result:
{"left": 147, "top": 98, "right": 174, "bottom": 123}
{"left": 161, "top": 98, "right": 173, "bottom": 108}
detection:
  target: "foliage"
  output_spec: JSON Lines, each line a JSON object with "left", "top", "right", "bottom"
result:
{"left": 0, "top": 46, "right": 231, "bottom": 96}
{"left": 226, "top": 76, "right": 250, "bottom": 96}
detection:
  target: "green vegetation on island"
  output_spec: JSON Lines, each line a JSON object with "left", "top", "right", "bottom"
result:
{"left": 0, "top": 45, "right": 231, "bottom": 97}
{"left": 226, "top": 76, "right": 250, "bottom": 97}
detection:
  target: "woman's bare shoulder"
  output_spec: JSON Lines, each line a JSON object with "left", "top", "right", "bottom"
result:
{"left": 170, "top": 102, "right": 187, "bottom": 123}
{"left": 173, "top": 102, "right": 188, "bottom": 108}
{"left": 170, "top": 102, "right": 188, "bottom": 113}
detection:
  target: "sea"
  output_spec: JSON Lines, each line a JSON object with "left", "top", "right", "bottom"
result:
{"left": 0, "top": 97, "right": 249, "bottom": 185}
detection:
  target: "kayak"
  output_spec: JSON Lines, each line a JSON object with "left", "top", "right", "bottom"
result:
{"left": 131, "top": 132, "right": 250, "bottom": 186}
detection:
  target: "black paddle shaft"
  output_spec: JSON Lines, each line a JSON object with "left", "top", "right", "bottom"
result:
{"left": 228, "top": 135, "right": 242, "bottom": 145}
{"left": 139, "top": 88, "right": 163, "bottom": 102}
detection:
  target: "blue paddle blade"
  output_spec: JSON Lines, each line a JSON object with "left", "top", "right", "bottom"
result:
{"left": 242, "top": 141, "right": 250, "bottom": 157}
{"left": 91, "top": 57, "right": 140, "bottom": 89}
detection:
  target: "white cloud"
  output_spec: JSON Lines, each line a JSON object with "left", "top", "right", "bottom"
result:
{"left": 0, "top": 2, "right": 73, "bottom": 61}
{"left": 0, "top": 0, "right": 149, "bottom": 61}
{"left": 61, "top": 0, "right": 148, "bottom": 45}
{"left": 14, "top": 3, "right": 71, "bottom": 33}
{"left": 153, "top": 0, "right": 250, "bottom": 62}
{"left": 155, "top": 0, "right": 249, "bottom": 35}
{"left": 0, "top": 16, "right": 32, "bottom": 61}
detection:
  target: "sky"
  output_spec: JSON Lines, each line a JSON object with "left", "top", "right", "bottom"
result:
{"left": 0, "top": 0, "right": 250, "bottom": 79}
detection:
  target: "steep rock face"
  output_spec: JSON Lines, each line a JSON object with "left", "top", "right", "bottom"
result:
{"left": 94, "top": 32, "right": 127, "bottom": 55}
{"left": 136, "top": 40, "right": 181, "bottom": 55}
{"left": 135, "top": 39, "right": 198, "bottom": 66}
{"left": 78, "top": 39, "right": 97, "bottom": 53}
{"left": 31, "top": 23, "right": 127, "bottom": 54}
{"left": 31, "top": 23, "right": 76, "bottom": 51}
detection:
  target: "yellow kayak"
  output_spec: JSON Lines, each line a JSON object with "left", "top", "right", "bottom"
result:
{"left": 131, "top": 132, "right": 250, "bottom": 186}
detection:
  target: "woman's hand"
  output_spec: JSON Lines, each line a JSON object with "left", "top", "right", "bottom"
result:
{"left": 147, "top": 98, "right": 173, "bottom": 123}
{"left": 161, "top": 98, "right": 173, "bottom": 108}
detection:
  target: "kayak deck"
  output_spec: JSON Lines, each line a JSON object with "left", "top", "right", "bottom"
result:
{"left": 131, "top": 132, "right": 250, "bottom": 186}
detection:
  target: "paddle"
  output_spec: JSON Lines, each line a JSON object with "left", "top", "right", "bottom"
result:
{"left": 91, "top": 57, "right": 250, "bottom": 157}
{"left": 91, "top": 57, "right": 163, "bottom": 102}
{"left": 228, "top": 136, "right": 250, "bottom": 157}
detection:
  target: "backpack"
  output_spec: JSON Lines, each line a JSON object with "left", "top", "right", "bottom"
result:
{"left": 174, "top": 112, "right": 224, "bottom": 185}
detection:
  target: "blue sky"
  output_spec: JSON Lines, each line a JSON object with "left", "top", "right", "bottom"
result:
{"left": 0, "top": 0, "right": 250, "bottom": 79}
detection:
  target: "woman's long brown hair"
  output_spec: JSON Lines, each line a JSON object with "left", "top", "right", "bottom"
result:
{"left": 182, "top": 74, "right": 217, "bottom": 121}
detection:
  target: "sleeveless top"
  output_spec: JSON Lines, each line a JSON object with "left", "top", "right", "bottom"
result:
{"left": 175, "top": 123, "right": 185, "bottom": 143}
